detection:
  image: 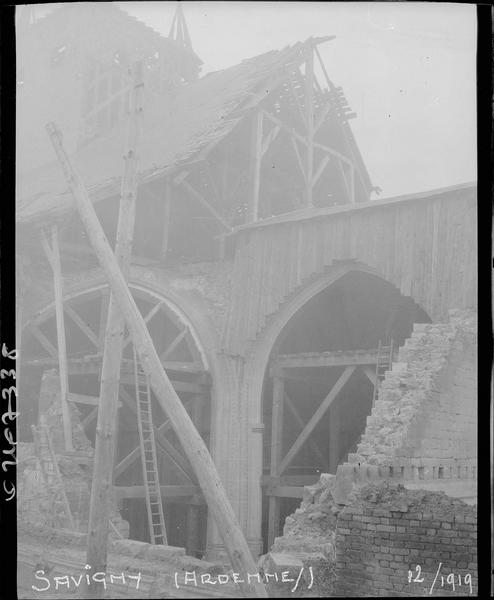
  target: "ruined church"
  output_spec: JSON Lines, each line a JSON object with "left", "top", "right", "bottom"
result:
{"left": 15, "top": 4, "right": 477, "bottom": 597}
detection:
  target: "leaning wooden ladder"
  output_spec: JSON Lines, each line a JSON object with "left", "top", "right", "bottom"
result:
{"left": 372, "top": 340, "right": 394, "bottom": 407}
{"left": 133, "top": 345, "right": 167, "bottom": 545}
{"left": 31, "top": 417, "right": 75, "bottom": 530}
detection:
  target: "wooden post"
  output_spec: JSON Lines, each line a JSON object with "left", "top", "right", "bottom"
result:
{"left": 41, "top": 225, "right": 73, "bottom": 451}
{"left": 186, "top": 395, "right": 204, "bottom": 556}
{"left": 267, "top": 375, "right": 284, "bottom": 549}
{"left": 160, "top": 178, "right": 171, "bottom": 260}
{"left": 304, "top": 44, "right": 315, "bottom": 206}
{"left": 329, "top": 402, "right": 340, "bottom": 474}
{"left": 85, "top": 62, "right": 144, "bottom": 598}
{"left": 46, "top": 123, "right": 268, "bottom": 598}
{"left": 249, "top": 110, "right": 263, "bottom": 222}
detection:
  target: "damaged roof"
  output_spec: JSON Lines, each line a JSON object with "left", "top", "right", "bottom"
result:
{"left": 17, "top": 37, "right": 370, "bottom": 225}
{"left": 17, "top": 40, "right": 309, "bottom": 223}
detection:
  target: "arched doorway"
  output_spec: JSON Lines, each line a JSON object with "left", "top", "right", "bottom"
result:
{"left": 20, "top": 279, "right": 211, "bottom": 556}
{"left": 259, "top": 269, "right": 431, "bottom": 551}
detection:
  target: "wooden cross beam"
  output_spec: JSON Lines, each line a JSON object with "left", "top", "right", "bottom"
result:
{"left": 278, "top": 366, "right": 356, "bottom": 474}
{"left": 113, "top": 397, "right": 195, "bottom": 480}
{"left": 46, "top": 116, "right": 268, "bottom": 598}
{"left": 64, "top": 304, "right": 99, "bottom": 348}
{"left": 284, "top": 392, "right": 327, "bottom": 468}
{"left": 118, "top": 387, "right": 196, "bottom": 484}
{"left": 181, "top": 179, "right": 232, "bottom": 232}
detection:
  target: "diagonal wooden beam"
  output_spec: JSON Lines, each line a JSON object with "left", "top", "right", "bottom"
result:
{"left": 160, "top": 327, "right": 188, "bottom": 362}
{"left": 119, "top": 387, "right": 196, "bottom": 484}
{"left": 122, "top": 300, "right": 165, "bottom": 351}
{"left": 314, "top": 101, "right": 333, "bottom": 134}
{"left": 362, "top": 366, "right": 377, "bottom": 386}
{"left": 279, "top": 366, "right": 356, "bottom": 474}
{"left": 81, "top": 406, "right": 98, "bottom": 430}
{"left": 286, "top": 73, "right": 306, "bottom": 126}
{"left": 46, "top": 119, "right": 268, "bottom": 598}
{"left": 181, "top": 179, "right": 232, "bottom": 232}
{"left": 290, "top": 135, "right": 307, "bottom": 182}
{"left": 248, "top": 110, "right": 263, "bottom": 223}
{"left": 284, "top": 392, "right": 327, "bottom": 468}
{"left": 64, "top": 304, "right": 99, "bottom": 348}
{"left": 114, "top": 397, "right": 195, "bottom": 478}
{"left": 261, "top": 124, "right": 280, "bottom": 158}
{"left": 98, "top": 288, "right": 110, "bottom": 352}
{"left": 29, "top": 324, "right": 58, "bottom": 358}
{"left": 311, "top": 154, "right": 331, "bottom": 189}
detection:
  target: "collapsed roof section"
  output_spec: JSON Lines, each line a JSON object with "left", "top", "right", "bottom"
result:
{"left": 18, "top": 31, "right": 374, "bottom": 230}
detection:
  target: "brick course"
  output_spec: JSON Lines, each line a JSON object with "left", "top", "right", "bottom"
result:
{"left": 332, "top": 483, "right": 477, "bottom": 597}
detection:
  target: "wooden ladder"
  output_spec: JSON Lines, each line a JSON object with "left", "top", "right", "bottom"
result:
{"left": 133, "top": 346, "right": 167, "bottom": 545}
{"left": 31, "top": 418, "right": 76, "bottom": 530}
{"left": 372, "top": 340, "right": 394, "bottom": 407}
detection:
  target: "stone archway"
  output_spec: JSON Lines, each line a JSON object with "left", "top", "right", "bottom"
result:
{"left": 238, "top": 262, "right": 431, "bottom": 554}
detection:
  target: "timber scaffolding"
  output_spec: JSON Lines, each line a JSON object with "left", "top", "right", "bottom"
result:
{"left": 16, "top": 6, "right": 376, "bottom": 592}
{"left": 16, "top": 5, "right": 478, "bottom": 597}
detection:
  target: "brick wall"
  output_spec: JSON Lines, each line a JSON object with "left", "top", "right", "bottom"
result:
{"left": 333, "top": 483, "right": 477, "bottom": 597}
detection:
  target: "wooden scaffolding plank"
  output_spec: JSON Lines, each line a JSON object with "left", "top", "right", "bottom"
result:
{"left": 46, "top": 120, "right": 267, "bottom": 597}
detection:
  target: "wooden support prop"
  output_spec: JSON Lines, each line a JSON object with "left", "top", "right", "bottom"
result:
{"left": 29, "top": 323, "right": 58, "bottom": 359}
{"left": 314, "top": 101, "right": 333, "bottom": 133}
{"left": 160, "top": 327, "right": 188, "bottom": 362}
{"left": 349, "top": 163, "right": 356, "bottom": 203}
{"left": 161, "top": 179, "right": 171, "bottom": 260}
{"left": 64, "top": 304, "right": 99, "bottom": 348}
{"left": 114, "top": 485, "right": 198, "bottom": 500}
{"left": 118, "top": 387, "right": 196, "bottom": 483}
{"left": 98, "top": 289, "right": 110, "bottom": 352}
{"left": 284, "top": 392, "right": 326, "bottom": 468}
{"left": 362, "top": 366, "right": 377, "bottom": 386}
{"left": 328, "top": 402, "right": 340, "bottom": 474}
{"left": 67, "top": 392, "right": 99, "bottom": 406}
{"left": 279, "top": 366, "right": 355, "bottom": 474}
{"left": 267, "top": 375, "right": 284, "bottom": 549}
{"left": 304, "top": 43, "right": 315, "bottom": 206}
{"left": 41, "top": 226, "right": 73, "bottom": 451}
{"left": 114, "top": 397, "right": 194, "bottom": 478}
{"left": 84, "top": 62, "right": 145, "bottom": 597}
{"left": 311, "top": 154, "right": 330, "bottom": 189}
{"left": 181, "top": 179, "right": 232, "bottom": 232}
{"left": 186, "top": 396, "right": 204, "bottom": 556}
{"left": 249, "top": 110, "right": 263, "bottom": 223}
{"left": 286, "top": 72, "right": 307, "bottom": 126}
{"left": 122, "top": 300, "right": 165, "bottom": 351}
{"left": 46, "top": 121, "right": 268, "bottom": 599}
{"left": 261, "top": 124, "right": 280, "bottom": 158}
{"left": 81, "top": 406, "right": 98, "bottom": 430}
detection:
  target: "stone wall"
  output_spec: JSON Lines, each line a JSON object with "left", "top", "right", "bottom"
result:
{"left": 353, "top": 310, "right": 477, "bottom": 466}
{"left": 18, "top": 371, "right": 128, "bottom": 537}
{"left": 333, "top": 483, "right": 477, "bottom": 597}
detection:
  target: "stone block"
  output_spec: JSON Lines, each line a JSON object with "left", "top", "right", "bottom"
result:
{"left": 111, "top": 539, "right": 150, "bottom": 558}
{"left": 144, "top": 544, "right": 186, "bottom": 561}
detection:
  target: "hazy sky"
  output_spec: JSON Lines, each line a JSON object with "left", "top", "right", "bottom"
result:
{"left": 119, "top": 1, "right": 477, "bottom": 199}
{"left": 33, "top": 2, "right": 478, "bottom": 198}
